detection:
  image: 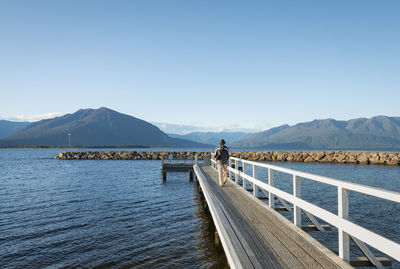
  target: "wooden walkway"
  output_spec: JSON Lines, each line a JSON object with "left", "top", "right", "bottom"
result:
{"left": 194, "top": 164, "right": 352, "bottom": 269}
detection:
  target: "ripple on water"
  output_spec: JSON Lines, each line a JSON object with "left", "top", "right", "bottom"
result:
{"left": 0, "top": 149, "right": 227, "bottom": 268}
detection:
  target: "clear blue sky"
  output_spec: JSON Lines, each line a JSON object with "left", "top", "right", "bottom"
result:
{"left": 1, "top": 1, "right": 399, "bottom": 131}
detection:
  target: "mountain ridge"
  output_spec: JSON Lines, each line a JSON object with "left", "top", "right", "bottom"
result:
{"left": 231, "top": 116, "right": 400, "bottom": 150}
{"left": 0, "top": 107, "right": 211, "bottom": 148}
{"left": 2, "top": 110, "right": 400, "bottom": 150}
{"left": 0, "top": 120, "right": 30, "bottom": 139}
{"left": 168, "top": 131, "right": 251, "bottom": 146}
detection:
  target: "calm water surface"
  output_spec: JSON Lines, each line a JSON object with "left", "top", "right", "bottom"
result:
{"left": 0, "top": 149, "right": 226, "bottom": 268}
{"left": 1, "top": 149, "right": 399, "bottom": 268}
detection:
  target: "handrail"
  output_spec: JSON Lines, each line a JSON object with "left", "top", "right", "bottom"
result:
{"left": 230, "top": 157, "right": 400, "bottom": 203}
{"left": 211, "top": 155, "right": 400, "bottom": 266}
{"left": 194, "top": 165, "right": 243, "bottom": 269}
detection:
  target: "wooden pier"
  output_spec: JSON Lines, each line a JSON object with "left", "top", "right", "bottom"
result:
{"left": 158, "top": 153, "right": 399, "bottom": 268}
{"left": 193, "top": 156, "right": 400, "bottom": 269}
{"left": 194, "top": 164, "right": 351, "bottom": 268}
{"left": 161, "top": 157, "right": 196, "bottom": 181}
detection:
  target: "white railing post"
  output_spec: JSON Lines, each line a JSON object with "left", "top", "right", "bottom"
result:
{"left": 338, "top": 186, "right": 350, "bottom": 263}
{"left": 268, "top": 168, "right": 275, "bottom": 208}
{"left": 223, "top": 157, "right": 400, "bottom": 262}
{"left": 242, "top": 162, "right": 247, "bottom": 189}
{"left": 253, "top": 164, "right": 259, "bottom": 197}
{"left": 234, "top": 160, "right": 238, "bottom": 183}
{"left": 293, "top": 175, "right": 301, "bottom": 227}
{"left": 228, "top": 158, "right": 232, "bottom": 179}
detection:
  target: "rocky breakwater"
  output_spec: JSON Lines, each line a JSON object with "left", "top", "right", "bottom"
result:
{"left": 56, "top": 151, "right": 209, "bottom": 160}
{"left": 230, "top": 151, "right": 400, "bottom": 166}
{"left": 56, "top": 150, "right": 400, "bottom": 166}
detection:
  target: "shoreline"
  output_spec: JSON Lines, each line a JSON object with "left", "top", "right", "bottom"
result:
{"left": 56, "top": 150, "right": 400, "bottom": 166}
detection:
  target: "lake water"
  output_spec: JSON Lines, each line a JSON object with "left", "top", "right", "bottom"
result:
{"left": 1, "top": 149, "right": 399, "bottom": 268}
{"left": 0, "top": 149, "right": 226, "bottom": 268}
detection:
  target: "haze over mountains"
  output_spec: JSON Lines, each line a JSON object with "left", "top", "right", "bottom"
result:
{"left": 0, "top": 108, "right": 210, "bottom": 148}
{"left": 1, "top": 108, "right": 400, "bottom": 150}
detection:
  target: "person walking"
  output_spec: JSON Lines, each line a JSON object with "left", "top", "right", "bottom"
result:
{"left": 214, "top": 139, "right": 230, "bottom": 187}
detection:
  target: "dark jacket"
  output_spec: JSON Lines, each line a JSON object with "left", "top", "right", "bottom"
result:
{"left": 214, "top": 144, "right": 230, "bottom": 164}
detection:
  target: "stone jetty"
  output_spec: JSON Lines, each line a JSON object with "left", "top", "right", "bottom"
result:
{"left": 56, "top": 151, "right": 209, "bottom": 161}
{"left": 56, "top": 150, "right": 400, "bottom": 166}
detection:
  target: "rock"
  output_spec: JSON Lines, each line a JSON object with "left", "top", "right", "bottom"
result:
{"left": 369, "top": 154, "right": 385, "bottom": 165}
{"left": 304, "top": 156, "right": 314, "bottom": 163}
{"left": 276, "top": 152, "right": 287, "bottom": 161}
{"left": 54, "top": 150, "right": 400, "bottom": 166}
{"left": 334, "top": 154, "right": 346, "bottom": 163}
{"left": 315, "top": 152, "right": 326, "bottom": 161}
{"left": 320, "top": 155, "right": 334, "bottom": 163}
{"left": 295, "top": 155, "right": 304, "bottom": 162}
{"left": 387, "top": 159, "right": 399, "bottom": 165}
{"left": 357, "top": 154, "right": 369, "bottom": 165}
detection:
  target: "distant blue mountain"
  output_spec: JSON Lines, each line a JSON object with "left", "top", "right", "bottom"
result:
{"left": 0, "top": 108, "right": 211, "bottom": 148}
{"left": 168, "top": 131, "right": 251, "bottom": 146}
{"left": 0, "top": 120, "right": 30, "bottom": 139}
{"left": 231, "top": 116, "right": 400, "bottom": 150}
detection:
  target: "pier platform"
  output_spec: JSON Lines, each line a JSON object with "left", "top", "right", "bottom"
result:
{"left": 161, "top": 159, "right": 194, "bottom": 181}
{"left": 194, "top": 164, "right": 352, "bottom": 269}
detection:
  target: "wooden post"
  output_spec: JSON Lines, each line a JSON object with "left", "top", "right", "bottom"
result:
{"left": 215, "top": 230, "right": 221, "bottom": 247}
{"left": 338, "top": 186, "right": 350, "bottom": 262}
{"left": 161, "top": 158, "right": 166, "bottom": 181}
{"left": 293, "top": 175, "right": 301, "bottom": 227}
{"left": 189, "top": 170, "right": 194, "bottom": 181}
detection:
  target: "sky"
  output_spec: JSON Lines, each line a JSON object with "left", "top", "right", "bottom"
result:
{"left": 1, "top": 1, "right": 399, "bottom": 133}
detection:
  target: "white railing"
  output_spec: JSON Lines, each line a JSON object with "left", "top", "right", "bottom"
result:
{"left": 211, "top": 156, "right": 400, "bottom": 267}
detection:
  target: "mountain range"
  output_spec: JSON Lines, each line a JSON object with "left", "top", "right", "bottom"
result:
{"left": 230, "top": 116, "right": 400, "bottom": 150}
{"left": 1, "top": 108, "right": 400, "bottom": 150}
{"left": 168, "top": 131, "right": 250, "bottom": 146}
{"left": 0, "top": 108, "right": 210, "bottom": 148}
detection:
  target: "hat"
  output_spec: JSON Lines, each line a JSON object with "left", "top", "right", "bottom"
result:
{"left": 219, "top": 139, "right": 225, "bottom": 145}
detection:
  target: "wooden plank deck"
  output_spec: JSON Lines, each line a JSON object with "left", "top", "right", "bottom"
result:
{"left": 194, "top": 164, "right": 352, "bottom": 269}
{"left": 162, "top": 162, "right": 194, "bottom": 171}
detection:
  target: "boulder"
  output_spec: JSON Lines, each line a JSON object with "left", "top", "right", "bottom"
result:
{"left": 304, "top": 156, "right": 314, "bottom": 163}
{"left": 315, "top": 152, "right": 326, "bottom": 161}
{"left": 357, "top": 154, "right": 369, "bottom": 165}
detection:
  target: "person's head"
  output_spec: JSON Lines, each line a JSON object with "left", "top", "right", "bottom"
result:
{"left": 219, "top": 139, "right": 225, "bottom": 145}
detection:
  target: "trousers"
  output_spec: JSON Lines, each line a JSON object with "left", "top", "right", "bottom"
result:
{"left": 217, "top": 162, "right": 228, "bottom": 186}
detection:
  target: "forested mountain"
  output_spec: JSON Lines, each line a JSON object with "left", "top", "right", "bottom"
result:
{"left": 231, "top": 116, "right": 400, "bottom": 150}
{"left": 0, "top": 108, "right": 211, "bottom": 148}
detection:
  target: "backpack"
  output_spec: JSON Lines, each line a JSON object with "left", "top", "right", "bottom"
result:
{"left": 216, "top": 146, "right": 229, "bottom": 162}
